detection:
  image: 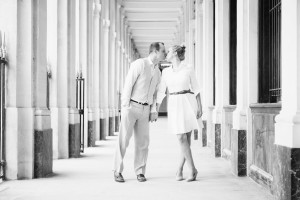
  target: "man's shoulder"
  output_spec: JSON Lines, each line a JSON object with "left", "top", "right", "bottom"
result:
{"left": 131, "top": 58, "right": 145, "bottom": 66}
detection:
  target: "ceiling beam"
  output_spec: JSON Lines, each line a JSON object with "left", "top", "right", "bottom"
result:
{"left": 128, "top": 21, "right": 178, "bottom": 30}
{"left": 126, "top": 12, "right": 180, "bottom": 21}
{"left": 123, "top": 2, "right": 182, "bottom": 12}
{"left": 131, "top": 29, "right": 175, "bottom": 36}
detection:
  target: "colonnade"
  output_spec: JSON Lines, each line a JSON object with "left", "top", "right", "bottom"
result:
{"left": 1, "top": 0, "right": 138, "bottom": 180}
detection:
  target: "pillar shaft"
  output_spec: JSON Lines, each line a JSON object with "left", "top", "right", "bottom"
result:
{"left": 93, "top": 0, "right": 101, "bottom": 142}
{"left": 213, "top": 0, "right": 229, "bottom": 124}
{"left": 79, "top": 0, "right": 88, "bottom": 147}
{"left": 56, "top": 0, "right": 69, "bottom": 159}
{"left": 232, "top": 0, "right": 248, "bottom": 130}
{"left": 275, "top": 0, "right": 300, "bottom": 148}
{"left": 100, "top": 0, "right": 110, "bottom": 139}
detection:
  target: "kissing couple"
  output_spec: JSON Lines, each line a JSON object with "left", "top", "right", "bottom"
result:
{"left": 113, "top": 42, "right": 203, "bottom": 183}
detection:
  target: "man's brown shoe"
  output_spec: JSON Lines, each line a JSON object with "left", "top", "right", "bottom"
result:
{"left": 114, "top": 172, "right": 125, "bottom": 183}
{"left": 137, "top": 174, "right": 147, "bottom": 182}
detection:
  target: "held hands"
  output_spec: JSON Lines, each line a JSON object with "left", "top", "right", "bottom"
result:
{"left": 149, "top": 112, "right": 159, "bottom": 122}
{"left": 196, "top": 108, "right": 203, "bottom": 119}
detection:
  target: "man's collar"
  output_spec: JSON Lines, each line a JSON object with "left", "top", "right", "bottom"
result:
{"left": 147, "top": 56, "right": 154, "bottom": 66}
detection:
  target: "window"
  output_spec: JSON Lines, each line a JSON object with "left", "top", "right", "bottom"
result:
{"left": 213, "top": 0, "right": 216, "bottom": 106}
{"left": 229, "top": 0, "right": 237, "bottom": 105}
{"left": 259, "top": 0, "right": 281, "bottom": 103}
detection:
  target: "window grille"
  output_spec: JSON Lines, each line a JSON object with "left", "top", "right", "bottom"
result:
{"left": 259, "top": 0, "right": 281, "bottom": 103}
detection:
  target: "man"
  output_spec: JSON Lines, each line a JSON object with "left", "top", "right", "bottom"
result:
{"left": 113, "top": 42, "right": 166, "bottom": 182}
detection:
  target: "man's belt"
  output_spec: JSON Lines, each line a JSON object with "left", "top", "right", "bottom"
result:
{"left": 169, "top": 89, "right": 194, "bottom": 95}
{"left": 130, "top": 99, "right": 149, "bottom": 106}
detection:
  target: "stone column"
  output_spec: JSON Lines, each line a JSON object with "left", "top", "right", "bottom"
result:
{"left": 67, "top": 0, "right": 81, "bottom": 158}
{"left": 202, "top": 0, "right": 214, "bottom": 148}
{"left": 56, "top": 0, "right": 70, "bottom": 159}
{"left": 119, "top": 13, "right": 125, "bottom": 93}
{"left": 79, "top": 0, "right": 88, "bottom": 148}
{"left": 86, "top": 0, "right": 96, "bottom": 146}
{"left": 114, "top": 3, "right": 121, "bottom": 132}
{"left": 195, "top": 0, "right": 205, "bottom": 146}
{"left": 47, "top": 0, "right": 58, "bottom": 159}
{"left": 100, "top": 0, "right": 110, "bottom": 140}
{"left": 92, "top": 0, "right": 101, "bottom": 144}
{"left": 231, "top": 0, "right": 248, "bottom": 177}
{"left": 33, "top": 0, "right": 53, "bottom": 177}
{"left": 86, "top": 0, "right": 95, "bottom": 146}
{"left": 274, "top": 0, "right": 300, "bottom": 198}
{"left": 246, "top": 0, "right": 258, "bottom": 178}
{"left": 212, "top": 0, "right": 230, "bottom": 158}
{"left": 5, "top": 0, "right": 35, "bottom": 180}
{"left": 108, "top": 0, "right": 116, "bottom": 136}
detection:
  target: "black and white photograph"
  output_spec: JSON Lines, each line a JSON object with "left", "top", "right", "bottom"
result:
{"left": 0, "top": 0, "right": 298, "bottom": 199}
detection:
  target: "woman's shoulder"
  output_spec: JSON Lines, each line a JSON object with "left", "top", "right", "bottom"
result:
{"left": 182, "top": 62, "right": 194, "bottom": 72}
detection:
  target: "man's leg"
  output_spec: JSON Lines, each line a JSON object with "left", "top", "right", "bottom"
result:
{"left": 114, "top": 107, "right": 136, "bottom": 173}
{"left": 133, "top": 109, "right": 150, "bottom": 176}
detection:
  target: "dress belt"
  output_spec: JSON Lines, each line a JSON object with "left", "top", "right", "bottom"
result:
{"left": 169, "top": 89, "right": 194, "bottom": 95}
{"left": 130, "top": 99, "right": 149, "bottom": 106}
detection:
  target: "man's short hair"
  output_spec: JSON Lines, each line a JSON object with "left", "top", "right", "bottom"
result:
{"left": 149, "top": 42, "right": 164, "bottom": 54}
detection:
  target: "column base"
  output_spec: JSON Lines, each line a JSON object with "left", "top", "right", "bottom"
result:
{"left": 100, "top": 118, "right": 107, "bottom": 140}
{"left": 250, "top": 146, "right": 300, "bottom": 200}
{"left": 231, "top": 129, "right": 247, "bottom": 176}
{"left": 88, "top": 120, "right": 96, "bottom": 147}
{"left": 115, "top": 115, "right": 120, "bottom": 132}
{"left": 34, "top": 129, "right": 53, "bottom": 178}
{"left": 109, "top": 117, "right": 115, "bottom": 136}
{"left": 202, "top": 120, "right": 207, "bottom": 147}
{"left": 214, "top": 123, "right": 221, "bottom": 157}
{"left": 194, "top": 130, "right": 198, "bottom": 140}
{"left": 69, "top": 123, "right": 80, "bottom": 158}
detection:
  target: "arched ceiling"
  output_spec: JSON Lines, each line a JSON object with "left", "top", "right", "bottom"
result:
{"left": 123, "top": 0, "right": 184, "bottom": 57}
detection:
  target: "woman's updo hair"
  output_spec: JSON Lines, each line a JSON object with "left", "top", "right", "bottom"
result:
{"left": 172, "top": 45, "right": 186, "bottom": 61}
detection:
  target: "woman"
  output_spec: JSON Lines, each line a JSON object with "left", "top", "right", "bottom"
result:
{"left": 156, "top": 45, "right": 203, "bottom": 182}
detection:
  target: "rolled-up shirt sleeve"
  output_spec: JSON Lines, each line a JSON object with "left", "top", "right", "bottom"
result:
{"left": 189, "top": 68, "right": 201, "bottom": 97}
{"left": 150, "top": 70, "right": 161, "bottom": 113}
{"left": 157, "top": 69, "right": 167, "bottom": 104}
{"left": 121, "top": 60, "right": 142, "bottom": 107}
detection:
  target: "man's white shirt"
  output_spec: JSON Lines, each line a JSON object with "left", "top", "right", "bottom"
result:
{"left": 121, "top": 57, "right": 161, "bottom": 113}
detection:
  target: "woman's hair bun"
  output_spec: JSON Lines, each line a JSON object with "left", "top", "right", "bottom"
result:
{"left": 173, "top": 45, "right": 186, "bottom": 61}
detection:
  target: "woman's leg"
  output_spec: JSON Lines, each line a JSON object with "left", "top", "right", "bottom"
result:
{"left": 187, "top": 132, "right": 192, "bottom": 146}
{"left": 177, "top": 138, "right": 186, "bottom": 178}
{"left": 177, "top": 132, "right": 196, "bottom": 174}
{"left": 177, "top": 132, "right": 192, "bottom": 172}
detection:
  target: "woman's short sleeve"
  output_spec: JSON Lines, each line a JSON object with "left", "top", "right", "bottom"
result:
{"left": 189, "top": 67, "right": 201, "bottom": 96}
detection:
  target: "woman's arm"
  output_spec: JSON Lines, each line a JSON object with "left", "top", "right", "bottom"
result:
{"left": 196, "top": 93, "right": 203, "bottom": 119}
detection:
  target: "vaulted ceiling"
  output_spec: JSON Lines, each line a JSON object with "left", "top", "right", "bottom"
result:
{"left": 123, "top": 0, "right": 184, "bottom": 57}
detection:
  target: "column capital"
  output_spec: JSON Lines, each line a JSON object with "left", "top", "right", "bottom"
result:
{"left": 117, "top": 3, "right": 122, "bottom": 9}
{"left": 102, "top": 19, "right": 110, "bottom": 28}
{"left": 93, "top": 1, "right": 101, "bottom": 17}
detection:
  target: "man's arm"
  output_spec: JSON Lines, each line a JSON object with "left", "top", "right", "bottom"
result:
{"left": 149, "top": 69, "right": 162, "bottom": 122}
{"left": 121, "top": 60, "right": 142, "bottom": 107}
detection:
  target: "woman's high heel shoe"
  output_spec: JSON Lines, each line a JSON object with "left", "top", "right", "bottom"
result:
{"left": 186, "top": 169, "right": 198, "bottom": 182}
{"left": 176, "top": 171, "right": 184, "bottom": 181}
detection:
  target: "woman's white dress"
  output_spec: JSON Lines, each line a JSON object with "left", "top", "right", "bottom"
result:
{"left": 157, "top": 62, "right": 203, "bottom": 135}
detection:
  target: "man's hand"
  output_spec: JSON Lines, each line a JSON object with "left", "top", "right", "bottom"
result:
{"left": 149, "top": 112, "right": 159, "bottom": 122}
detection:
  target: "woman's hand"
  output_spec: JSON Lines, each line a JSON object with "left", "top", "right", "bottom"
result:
{"left": 196, "top": 108, "right": 202, "bottom": 119}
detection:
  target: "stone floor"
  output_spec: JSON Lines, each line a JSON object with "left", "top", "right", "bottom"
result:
{"left": 0, "top": 117, "right": 272, "bottom": 200}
